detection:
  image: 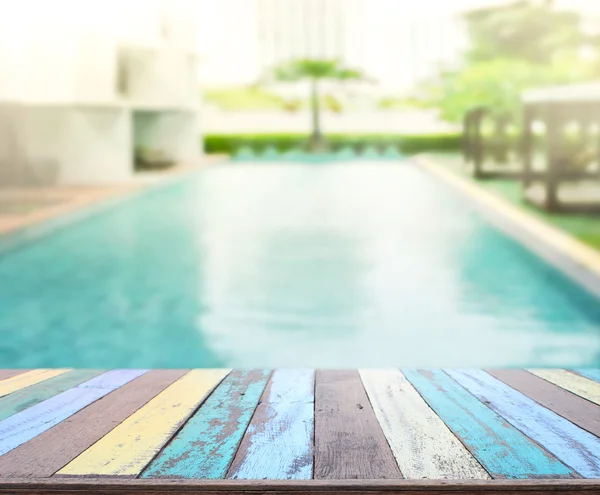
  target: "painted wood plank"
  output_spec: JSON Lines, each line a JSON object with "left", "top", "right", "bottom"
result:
{"left": 142, "top": 369, "right": 271, "bottom": 479}
{"left": 0, "top": 370, "right": 187, "bottom": 478}
{"left": 0, "top": 369, "right": 71, "bottom": 398}
{"left": 359, "top": 369, "right": 489, "bottom": 480}
{"left": 446, "top": 370, "right": 600, "bottom": 479}
{"left": 58, "top": 369, "right": 230, "bottom": 477}
{"left": 574, "top": 369, "right": 600, "bottom": 383}
{"left": 0, "top": 370, "right": 104, "bottom": 422}
{"left": 0, "top": 370, "right": 29, "bottom": 381}
{"left": 313, "top": 370, "right": 402, "bottom": 480}
{"left": 529, "top": 370, "right": 600, "bottom": 406}
{"left": 403, "top": 369, "right": 573, "bottom": 479}
{"left": 0, "top": 369, "right": 147, "bottom": 457}
{"left": 227, "top": 370, "right": 314, "bottom": 480}
{"left": 489, "top": 370, "right": 600, "bottom": 439}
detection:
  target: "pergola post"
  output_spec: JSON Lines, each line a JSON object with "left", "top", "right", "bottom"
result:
{"left": 522, "top": 104, "right": 534, "bottom": 188}
{"left": 544, "top": 104, "right": 561, "bottom": 212}
{"left": 473, "top": 108, "right": 485, "bottom": 179}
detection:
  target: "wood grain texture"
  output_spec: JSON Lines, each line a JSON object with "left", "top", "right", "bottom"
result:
{"left": 58, "top": 369, "right": 230, "bottom": 477}
{"left": 359, "top": 370, "right": 488, "bottom": 480}
{"left": 403, "top": 370, "right": 572, "bottom": 479}
{"left": 0, "top": 370, "right": 147, "bottom": 457}
{"left": 1, "top": 477, "right": 599, "bottom": 495}
{"left": 142, "top": 370, "right": 271, "bottom": 480}
{"left": 0, "top": 369, "right": 70, "bottom": 398}
{"left": 489, "top": 370, "right": 600, "bottom": 438}
{"left": 446, "top": 370, "right": 600, "bottom": 478}
{"left": 529, "top": 370, "right": 600, "bottom": 406}
{"left": 0, "top": 370, "right": 104, "bottom": 422}
{"left": 574, "top": 370, "right": 600, "bottom": 383}
{"left": 0, "top": 370, "right": 188, "bottom": 478}
{"left": 227, "top": 370, "right": 315, "bottom": 480}
{"left": 312, "top": 370, "right": 402, "bottom": 480}
{"left": 0, "top": 371, "right": 29, "bottom": 381}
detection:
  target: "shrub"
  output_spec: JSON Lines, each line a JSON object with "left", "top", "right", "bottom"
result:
{"left": 204, "top": 133, "right": 461, "bottom": 156}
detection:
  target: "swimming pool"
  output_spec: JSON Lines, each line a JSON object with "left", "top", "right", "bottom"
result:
{"left": 0, "top": 162, "right": 599, "bottom": 368}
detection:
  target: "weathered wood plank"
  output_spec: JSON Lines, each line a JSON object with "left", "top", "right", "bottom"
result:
{"left": 573, "top": 370, "right": 600, "bottom": 383}
{"left": 403, "top": 370, "right": 572, "bottom": 479}
{"left": 227, "top": 370, "right": 314, "bottom": 480}
{"left": 0, "top": 370, "right": 187, "bottom": 478}
{"left": 58, "top": 369, "right": 230, "bottom": 477}
{"left": 0, "top": 370, "right": 147, "bottom": 457}
{"left": 359, "top": 370, "right": 488, "bottom": 480}
{"left": 3, "top": 477, "right": 599, "bottom": 495}
{"left": 0, "top": 371, "right": 29, "bottom": 381}
{"left": 489, "top": 370, "right": 600, "bottom": 438}
{"left": 446, "top": 370, "right": 600, "bottom": 478}
{"left": 142, "top": 370, "right": 271, "bottom": 479}
{"left": 529, "top": 370, "right": 600, "bottom": 406}
{"left": 0, "top": 369, "right": 70, "bottom": 398}
{"left": 312, "top": 370, "right": 402, "bottom": 480}
{"left": 0, "top": 370, "right": 104, "bottom": 422}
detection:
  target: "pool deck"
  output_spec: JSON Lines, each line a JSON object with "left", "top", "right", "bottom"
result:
{"left": 0, "top": 156, "right": 228, "bottom": 239}
{"left": 0, "top": 369, "right": 599, "bottom": 493}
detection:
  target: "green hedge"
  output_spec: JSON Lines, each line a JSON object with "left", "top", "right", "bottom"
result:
{"left": 204, "top": 133, "right": 461, "bottom": 156}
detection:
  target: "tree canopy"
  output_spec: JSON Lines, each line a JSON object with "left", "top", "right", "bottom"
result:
{"left": 429, "top": 0, "right": 595, "bottom": 122}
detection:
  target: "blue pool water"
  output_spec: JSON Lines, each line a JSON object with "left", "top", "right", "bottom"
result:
{"left": 0, "top": 163, "right": 599, "bottom": 368}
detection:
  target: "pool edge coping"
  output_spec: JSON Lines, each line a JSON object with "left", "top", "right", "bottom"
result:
{"left": 414, "top": 154, "right": 600, "bottom": 300}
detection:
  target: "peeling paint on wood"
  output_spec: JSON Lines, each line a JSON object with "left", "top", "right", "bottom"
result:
{"left": 0, "top": 370, "right": 104, "bottom": 422}
{"left": 489, "top": 370, "right": 600, "bottom": 439}
{"left": 359, "top": 370, "right": 488, "bottom": 480}
{"left": 0, "top": 369, "right": 71, "bottom": 399}
{"left": 574, "top": 370, "right": 600, "bottom": 383}
{"left": 0, "top": 370, "right": 147, "bottom": 457}
{"left": 0, "top": 370, "right": 188, "bottom": 478}
{"left": 227, "top": 370, "right": 314, "bottom": 480}
{"left": 142, "top": 370, "right": 271, "bottom": 479}
{"left": 404, "top": 369, "right": 572, "bottom": 479}
{"left": 447, "top": 370, "right": 600, "bottom": 478}
{"left": 58, "top": 369, "right": 230, "bottom": 477}
{"left": 529, "top": 370, "right": 600, "bottom": 406}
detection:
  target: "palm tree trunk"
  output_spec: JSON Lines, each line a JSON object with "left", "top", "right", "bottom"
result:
{"left": 309, "top": 78, "right": 325, "bottom": 151}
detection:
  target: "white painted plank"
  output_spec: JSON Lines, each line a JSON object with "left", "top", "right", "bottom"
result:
{"left": 359, "top": 369, "right": 489, "bottom": 480}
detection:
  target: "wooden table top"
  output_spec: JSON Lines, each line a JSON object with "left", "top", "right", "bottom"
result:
{"left": 0, "top": 368, "right": 599, "bottom": 494}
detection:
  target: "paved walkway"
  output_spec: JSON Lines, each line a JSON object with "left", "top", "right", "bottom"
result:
{"left": 0, "top": 157, "right": 227, "bottom": 237}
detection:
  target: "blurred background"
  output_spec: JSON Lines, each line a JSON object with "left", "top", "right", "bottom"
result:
{"left": 0, "top": 0, "right": 599, "bottom": 369}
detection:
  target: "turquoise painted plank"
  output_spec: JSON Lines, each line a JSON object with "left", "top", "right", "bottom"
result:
{"left": 0, "top": 370, "right": 104, "bottom": 422}
{"left": 227, "top": 370, "right": 314, "bottom": 480}
{"left": 446, "top": 370, "right": 600, "bottom": 478}
{"left": 403, "top": 370, "right": 573, "bottom": 479}
{"left": 142, "top": 369, "right": 271, "bottom": 479}
{"left": 575, "top": 370, "right": 600, "bottom": 383}
{"left": 0, "top": 369, "right": 147, "bottom": 456}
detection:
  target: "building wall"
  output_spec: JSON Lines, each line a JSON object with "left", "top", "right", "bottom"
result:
{"left": 0, "top": 0, "right": 201, "bottom": 186}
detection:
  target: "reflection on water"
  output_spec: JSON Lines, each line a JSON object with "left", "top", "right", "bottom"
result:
{"left": 0, "top": 162, "right": 598, "bottom": 368}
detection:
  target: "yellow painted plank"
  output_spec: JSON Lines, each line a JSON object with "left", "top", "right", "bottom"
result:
{"left": 58, "top": 369, "right": 231, "bottom": 477}
{"left": 0, "top": 369, "right": 71, "bottom": 398}
{"left": 529, "top": 369, "right": 600, "bottom": 406}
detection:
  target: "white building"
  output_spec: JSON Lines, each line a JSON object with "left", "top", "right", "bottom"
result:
{"left": 0, "top": 0, "right": 202, "bottom": 186}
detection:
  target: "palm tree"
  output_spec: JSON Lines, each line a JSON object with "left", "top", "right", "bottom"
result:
{"left": 269, "top": 59, "right": 368, "bottom": 151}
